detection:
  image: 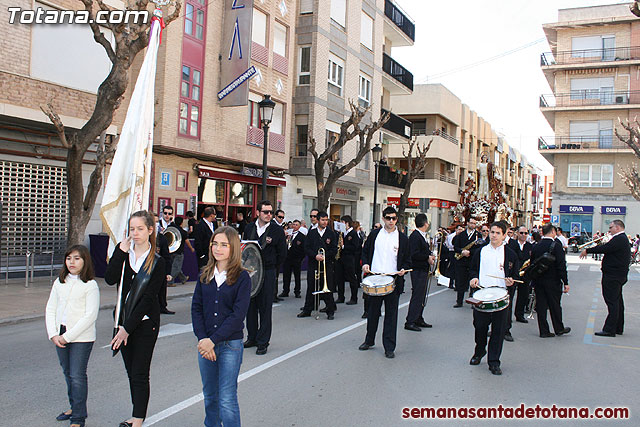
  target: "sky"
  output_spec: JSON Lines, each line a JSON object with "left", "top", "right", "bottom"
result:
{"left": 391, "top": 0, "right": 633, "bottom": 173}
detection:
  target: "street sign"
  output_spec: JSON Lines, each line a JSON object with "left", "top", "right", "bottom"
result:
{"left": 551, "top": 214, "right": 559, "bottom": 225}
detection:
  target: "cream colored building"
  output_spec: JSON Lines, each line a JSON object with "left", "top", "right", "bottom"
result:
{"left": 539, "top": 3, "right": 640, "bottom": 235}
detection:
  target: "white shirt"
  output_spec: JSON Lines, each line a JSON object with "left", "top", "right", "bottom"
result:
{"left": 317, "top": 227, "right": 326, "bottom": 237}
{"left": 128, "top": 244, "right": 151, "bottom": 274}
{"left": 479, "top": 244, "right": 506, "bottom": 288}
{"left": 213, "top": 266, "right": 227, "bottom": 288}
{"left": 299, "top": 226, "right": 309, "bottom": 235}
{"left": 203, "top": 218, "right": 215, "bottom": 233}
{"left": 556, "top": 234, "right": 568, "bottom": 248}
{"left": 418, "top": 229, "right": 429, "bottom": 244}
{"left": 160, "top": 217, "right": 170, "bottom": 230}
{"left": 256, "top": 220, "right": 269, "bottom": 237}
{"left": 371, "top": 227, "right": 399, "bottom": 274}
{"left": 446, "top": 233, "right": 456, "bottom": 250}
{"left": 518, "top": 241, "right": 527, "bottom": 251}
{"left": 60, "top": 273, "right": 78, "bottom": 325}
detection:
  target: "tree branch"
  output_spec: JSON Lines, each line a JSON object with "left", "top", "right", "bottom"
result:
{"left": 79, "top": 0, "right": 117, "bottom": 63}
{"left": 40, "top": 103, "right": 70, "bottom": 148}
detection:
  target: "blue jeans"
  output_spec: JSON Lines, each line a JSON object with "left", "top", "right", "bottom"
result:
{"left": 198, "top": 339, "right": 243, "bottom": 427}
{"left": 56, "top": 341, "right": 94, "bottom": 423}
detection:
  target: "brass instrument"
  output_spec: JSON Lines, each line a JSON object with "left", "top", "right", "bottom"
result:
{"left": 430, "top": 232, "right": 444, "bottom": 276}
{"left": 577, "top": 235, "right": 604, "bottom": 250}
{"left": 163, "top": 226, "right": 183, "bottom": 253}
{"left": 518, "top": 259, "right": 531, "bottom": 277}
{"left": 336, "top": 232, "right": 344, "bottom": 260}
{"left": 312, "top": 248, "right": 331, "bottom": 319}
{"left": 526, "top": 288, "right": 536, "bottom": 320}
{"left": 454, "top": 238, "right": 479, "bottom": 260}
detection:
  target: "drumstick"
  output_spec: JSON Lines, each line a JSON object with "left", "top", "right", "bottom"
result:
{"left": 371, "top": 269, "right": 413, "bottom": 276}
{"left": 486, "top": 274, "right": 524, "bottom": 284}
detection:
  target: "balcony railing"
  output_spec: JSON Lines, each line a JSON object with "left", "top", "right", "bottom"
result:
{"left": 381, "top": 108, "right": 412, "bottom": 139}
{"left": 541, "top": 46, "right": 640, "bottom": 66}
{"left": 421, "top": 172, "right": 457, "bottom": 185}
{"left": 384, "top": 0, "right": 415, "bottom": 42}
{"left": 383, "top": 52, "right": 413, "bottom": 91}
{"left": 538, "top": 135, "right": 630, "bottom": 150}
{"left": 412, "top": 129, "right": 459, "bottom": 145}
{"left": 539, "top": 90, "right": 640, "bottom": 108}
{"left": 378, "top": 164, "right": 407, "bottom": 189}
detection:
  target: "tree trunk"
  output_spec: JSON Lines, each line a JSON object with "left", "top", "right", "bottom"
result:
{"left": 66, "top": 145, "right": 92, "bottom": 246}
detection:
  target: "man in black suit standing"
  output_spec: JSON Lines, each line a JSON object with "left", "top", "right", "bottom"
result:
{"left": 530, "top": 224, "right": 571, "bottom": 338}
{"left": 243, "top": 200, "right": 287, "bottom": 355}
{"left": 580, "top": 219, "right": 630, "bottom": 337}
{"left": 405, "top": 213, "right": 435, "bottom": 332}
{"left": 510, "top": 226, "right": 533, "bottom": 324}
{"left": 359, "top": 206, "right": 411, "bottom": 359}
{"left": 336, "top": 215, "right": 361, "bottom": 305}
{"left": 193, "top": 207, "right": 216, "bottom": 269}
{"left": 297, "top": 211, "right": 338, "bottom": 319}
{"left": 280, "top": 219, "right": 306, "bottom": 298}
{"left": 153, "top": 213, "right": 174, "bottom": 315}
{"left": 469, "top": 221, "right": 520, "bottom": 375}
{"left": 452, "top": 218, "right": 481, "bottom": 307}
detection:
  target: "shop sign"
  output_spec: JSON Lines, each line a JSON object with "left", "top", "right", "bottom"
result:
{"left": 558, "top": 205, "right": 593, "bottom": 214}
{"left": 601, "top": 206, "right": 626, "bottom": 215}
{"left": 332, "top": 184, "right": 359, "bottom": 201}
{"left": 429, "top": 199, "right": 440, "bottom": 207}
{"left": 387, "top": 197, "right": 420, "bottom": 207}
{"left": 241, "top": 166, "right": 263, "bottom": 178}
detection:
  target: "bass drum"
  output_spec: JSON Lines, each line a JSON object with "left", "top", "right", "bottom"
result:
{"left": 241, "top": 240, "right": 264, "bottom": 298}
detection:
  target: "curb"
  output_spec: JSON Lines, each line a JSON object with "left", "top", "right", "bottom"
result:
{"left": 0, "top": 290, "right": 195, "bottom": 327}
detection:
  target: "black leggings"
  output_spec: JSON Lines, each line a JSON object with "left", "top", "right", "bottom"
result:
{"left": 121, "top": 320, "right": 159, "bottom": 419}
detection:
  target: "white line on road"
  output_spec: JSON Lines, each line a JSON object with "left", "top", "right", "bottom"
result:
{"left": 144, "top": 287, "right": 450, "bottom": 425}
{"left": 567, "top": 265, "right": 580, "bottom": 271}
{"left": 101, "top": 323, "right": 194, "bottom": 349}
{"left": 589, "top": 266, "right": 601, "bottom": 272}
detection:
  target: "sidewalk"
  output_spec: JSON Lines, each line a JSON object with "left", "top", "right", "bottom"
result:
{"left": 0, "top": 275, "right": 197, "bottom": 326}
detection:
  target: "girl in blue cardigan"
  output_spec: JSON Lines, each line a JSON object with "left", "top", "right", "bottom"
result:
{"left": 192, "top": 226, "right": 251, "bottom": 427}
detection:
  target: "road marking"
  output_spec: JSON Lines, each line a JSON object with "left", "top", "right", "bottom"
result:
{"left": 144, "top": 288, "right": 450, "bottom": 425}
{"left": 589, "top": 266, "right": 601, "bottom": 272}
{"left": 101, "top": 323, "right": 194, "bottom": 349}
{"left": 567, "top": 265, "right": 580, "bottom": 271}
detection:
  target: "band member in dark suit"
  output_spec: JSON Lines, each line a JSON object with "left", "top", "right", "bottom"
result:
{"left": 337, "top": 215, "right": 361, "bottom": 305}
{"left": 405, "top": 213, "right": 435, "bottom": 331}
{"left": 359, "top": 207, "right": 411, "bottom": 359}
{"left": 297, "top": 211, "right": 338, "bottom": 319}
{"left": 154, "top": 215, "right": 174, "bottom": 315}
{"left": 469, "top": 221, "right": 519, "bottom": 375}
{"left": 510, "top": 226, "right": 533, "bottom": 324}
{"left": 280, "top": 220, "right": 306, "bottom": 298}
{"left": 580, "top": 219, "right": 630, "bottom": 337}
{"left": 194, "top": 207, "right": 216, "bottom": 269}
{"left": 530, "top": 224, "right": 570, "bottom": 338}
{"left": 242, "top": 201, "right": 286, "bottom": 355}
{"left": 452, "top": 218, "right": 481, "bottom": 307}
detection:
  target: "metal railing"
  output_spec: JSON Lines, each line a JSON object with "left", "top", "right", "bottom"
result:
{"left": 381, "top": 108, "right": 412, "bottom": 139}
{"left": 540, "top": 90, "right": 640, "bottom": 108}
{"left": 541, "top": 46, "right": 640, "bottom": 66}
{"left": 384, "top": 0, "right": 415, "bottom": 41}
{"left": 378, "top": 164, "right": 407, "bottom": 189}
{"left": 421, "top": 172, "right": 457, "bottom": 185}
{"left": 412, "top": 129, "right": 459, "bottom": 145}
{"left": 538, "top": 135, "right": 630, "bottom": 150}
{"left": 383, "top": 53, "right": 413, "bottom": 91}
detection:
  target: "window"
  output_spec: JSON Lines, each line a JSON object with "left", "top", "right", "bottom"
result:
{"left": 248, "top": 100, "right": 260, "bottom": 127}
{"left": 330, "top": 0, "right": 346, "bottom": 27}
{"left": 179, "top": 65, "right": 202, "bottom": 137}
{"left": 328, "top": 55, "right": 344, "bottom": 96}
{"left": 252, "top": 8, "right": 267, "bottom": 46}
{"left": 300, "top": 0, "right": 313, "bottom": 14}
{"left": 296, "top": 124, "right": 308, "bottom": 156}
{"left": 358, "top": 74, "right": 371, "bottom": 107}
{"left": 360, "top": 11, "right": 373, "bottom": 50}
{"left": 298, "top": 46, "right": 311, "bottom": 85}
{"left": 572, "top": 35, "right": 615, "bottom": 60}
{"left": 570, "top": 77, "right": 614, "bottom": 103}
{"left": 271, "top": 102, "right": 284, "bottom": 135}
{"left": 273, "top": 22, "right": 287, "bottom": 57}
{"left": 570, "top": 120, "right": 612, "bottom": 147}
{"left": 568, "top": 164, "right": 613, "bottom": 187}
{"left": 185, "top": 0, "right": 205, "bottom": 40}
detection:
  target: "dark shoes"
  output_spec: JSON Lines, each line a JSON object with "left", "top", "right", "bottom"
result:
{"left": 56, "top": 411, "right": 72, "bottom": 421}
{"left": 416, "top": 320, "right": 432, "bottom": 328}
{"left": 346, "top": 300, "right": 357, "bottom": 305}
{"left": 119, "top": 422, "right": 133, "bottom": 427}
{"left": 504, "top": 332, "right": 514, "bottom": 342}
{"left": 361, "top": 312, "right": 368, "bottom": 319}
{"left": 489, "top": 365, "right": 502, "bottom": 375}
{"left": 319, "top": 307, "right": 327, "bottom": 313}
{"left": 595, "top": 330, "right": 615, "bottom": 337}
{"left": 385, "top": 351, "right": 395, "bottom": 359}
{"left": 160, "top": 309, "right": 175, "bottom": 315}
{"left": 327, "top": 313, "right": 335, "bottom": 320}
{"left": 256, "top": 346, "right": 268, "bottom": 355}
{"left": 274, "top": 297, "right": 284, "bottom": 302}
{"left": 469, "top": 351, "right": 486, "bottom": 365}
{"left": 336, "top": 298, "right": 345, "bottom": 304}
{"left": 297, "top": 311, "right": 311, "bottom": 318}
{"left": 358, "top": 342, "right": 374, "bottom": 351}
{"left": 453, "top": 303, "right": 463, "bottom": 308}
{"left": 540, "top": 332, "right": 555, "bottom": 338}
{"left": 294, "top": 293, "right": 301, "bottom": 298}
{"left": 243, "top": 339, "right": 258, "bottom": 348}
{"left": 278, "top": 292, "right": 288, "bottom": 298}
{"left": 556, "top": 327, "right": 571, "bottom": 336}
{"left": 515, "top": 317, "right": 528, "bottom": 323}
{"left": 404, "top": 323, "right": 421, "bottom": 332}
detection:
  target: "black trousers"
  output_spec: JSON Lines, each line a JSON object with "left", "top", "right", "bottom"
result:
{"left": 365, "top": 289, "right": 400, "bottom": 352}
{"left": 602, "top": 275, "right": 626, "bottom": 334}
{"left": 337, "top": 255, "right": 358, "bottom": 302}
{"left": 121, "top": 320, "right": 159, "bottom": 419}
{"left": 454, "top": 263, "right": 471, "bottom": 304}
{"left": 282, "top": 257, "right": 303, "bottom": 295}
{"left": 303, "top": 264, "right": 336, "bottom": 314}
{"left": 514, "top": 280, "right": 530, "bottom": 319}
{"left": 506, "top": 285, "right": 516, "bottom": 332}
{"left": 473, "top": 307, "right": 508, "bottom": 368}
{"left": 158, "top": 277, "right": 168, "bottom": 310}
{"left": 534, "top": 283, "right": 565, "bottom": 335}
{"left": 247, "top": 268, "right": 276, "bottom": 347}
{"left": 406, "top": 269, "right": 429, "bottom": 325}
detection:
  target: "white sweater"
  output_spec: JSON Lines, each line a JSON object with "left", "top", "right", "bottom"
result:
{"left": 45, "top": 276, "right": 100, "bottom": 343}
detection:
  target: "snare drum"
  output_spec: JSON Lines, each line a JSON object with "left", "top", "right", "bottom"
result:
{"left": 361, "top": 275, "right": 396, "bottom": 296}
{"left": 241, "top": 240, "right": 264, "bottom": 298}
{"left": 469, "top": 287, "right": 509, "bottom": 313}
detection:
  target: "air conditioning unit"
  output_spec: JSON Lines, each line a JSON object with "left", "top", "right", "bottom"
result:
{"left": 615, "top": 94, "right": 628, "bottom": 104}
{"left": 447, "top": 163, "right": 456, "bottom": 172}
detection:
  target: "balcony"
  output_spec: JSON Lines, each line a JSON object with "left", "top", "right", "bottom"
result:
{"left": 409, "top": 175, "right": 459, "bottom": 201}
{"left": 541, "top": 46, "right": 640, "bottom": 66}
{"left": 538, "top": 136, "right": 630, "bottom": 151}
{"left": 381, "top": 108, "right": 412, "bottom": 139}
{"left": 382, "top": 53, "right": 413, "bottom": 95}
{"left": 383, "top": 0, "right": 415, "bottom": 47}
{"left": 387, "top": 134, "right": 459, "bottom": 165}
{"left": 378, "top": 164, "right": 407, "bottom": 189}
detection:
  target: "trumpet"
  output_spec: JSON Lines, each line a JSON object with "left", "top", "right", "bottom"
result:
{"left": 518, "top": 259, "right": 531, "bottom": 277}
{"left": 312, "top": 248, "right": 331, "bottom": 319}
{"left": 455, "top": 238, "right": 479, "bottom": 260}
{"left": 577, "top": 235, "right": 604, "bottom": 250}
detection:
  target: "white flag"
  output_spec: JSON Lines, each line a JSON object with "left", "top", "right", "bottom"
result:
{"left": 99, "top": 17, "right": 163, "bottom": 257}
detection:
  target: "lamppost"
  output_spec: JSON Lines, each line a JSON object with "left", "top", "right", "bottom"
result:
{"left": 371, "top": 143, "right": 383, "bottom": 228}
{"left": 258, "top": 94, "right": 275, "bottom": 201}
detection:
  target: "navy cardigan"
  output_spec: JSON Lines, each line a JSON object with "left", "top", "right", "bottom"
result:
{"left": 191, "top": 270, "right": 251, "bottom": 344}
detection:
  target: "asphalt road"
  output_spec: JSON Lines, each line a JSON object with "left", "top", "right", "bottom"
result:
{"left": 1, "top": 256, "right": 638, "bottom": 426}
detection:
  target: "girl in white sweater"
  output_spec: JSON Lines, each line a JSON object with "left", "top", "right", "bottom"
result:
{"left": 45, "top": 245, "right": 99, "bottom": 427}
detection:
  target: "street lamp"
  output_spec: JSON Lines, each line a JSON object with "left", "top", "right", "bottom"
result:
{"left": 371, "top": 143, "right": 383, "bottom": 228}
{"left": 258, "top": 94, "right": 275, "bottom": 200}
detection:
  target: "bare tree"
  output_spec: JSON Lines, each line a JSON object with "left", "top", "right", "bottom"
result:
{"left": 614, "top": 119, "right": 640, "bottom": 200}
{"left": 308, "top": 101, "right": 389, "bottom": 212}
{"left": 397, "top": 136, "right": 432, "bottom": 227}
{"left": 40, "top": 1, "right": 181, "bottom": 246}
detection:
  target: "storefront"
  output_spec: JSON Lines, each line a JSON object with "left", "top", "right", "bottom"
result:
{"left": 600, "top": 206, "right": 626, "bottom": 232}
{"left": 387, "top": 197, "right": 421, "bottom": 231}
{"left": 559, "top": 204, "right": 594, "bottom": 236}
{"left": 429, "top": 199, "right": 456, "bottom": 230}
{"left": 329, "top": 183, "right": 359, "bottom": 222}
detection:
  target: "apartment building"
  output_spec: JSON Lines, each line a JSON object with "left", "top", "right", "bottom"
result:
{"left": 390, "top": 84, "right": 537, "bottom": 230}
{"left": 539, "top": 3, "right": 640, "bottom": 235}
{"left": 284, "top": 0, "right": 415, "bottom": 229}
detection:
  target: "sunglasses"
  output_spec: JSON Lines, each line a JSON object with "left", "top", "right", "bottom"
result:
{"left": 277, "top": 215, "right": 285, "bottom": 219}
{"left": 384, "top": 216, "right": 397, "bottom": 221}
{"left": 519, "top": 231, "right": 528, "bottom": 234}
{"left": 261, "top": 210, "right": 273, "bottom": 215}
{"left": 310, "top": 215, "right": 317, "bottom": 218}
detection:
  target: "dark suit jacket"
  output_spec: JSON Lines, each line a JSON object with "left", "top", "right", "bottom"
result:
{"left": 156, "top": 231, "right": 172, "bottom": 275}
{"left": 304, "top": 227, "right": 338, "bottom": 269}
{"left": 469, "top": 243, "right": 520, "bottom": 285}
{"left": 341, "top": 228, "right": 361, "bottom": 260}
{"left": 508, "top": 239, "right": 533, "bottom": 270}
{"left": 529, "top": 237, "right": 568, "bottom": 288}
{"left": 286, "top": 230, "right": 306, "bottom": 260}
{"left": 409, "top": 230, "right": 432, "bottom": 271}
{"left": 453, "top": 229, "right": 482, "bottom": 267}
{"left": 194, "top": 220, "right": 214, "bottom": 267}
{"left": 361, "top": 228, "right": 411, "bottom": 292}
{"left": 243, "top": 220, "right": 287, "bottom": 270}
{"left": 586, "top": 233, "right": 631, "bottom": 278}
